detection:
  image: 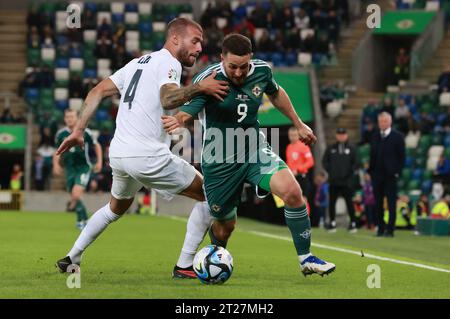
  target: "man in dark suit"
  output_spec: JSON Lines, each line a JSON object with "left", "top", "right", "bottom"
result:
{"left": 369, "top": 112, "right": 405, "bottom": 237}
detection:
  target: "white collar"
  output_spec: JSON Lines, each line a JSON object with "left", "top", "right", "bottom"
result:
{"left": 381, "top": 127, "right": 392, "bottom": 136}
{"left": 219, "top": 61, "right": 255, "bottom": 79}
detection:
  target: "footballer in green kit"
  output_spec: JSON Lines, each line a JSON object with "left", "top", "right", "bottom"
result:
{"left": 164, "top": 33, "right": 336, "bottom": 277}
{"left": 53, "top": 109, "right": 102, "bottom": 230}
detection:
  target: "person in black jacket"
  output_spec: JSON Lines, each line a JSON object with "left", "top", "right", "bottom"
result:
{"left": 322, "top": 128, "right": 359, "bottom": 233}
{"left": 369, "top": 112, "right": 406, "bottom": 237}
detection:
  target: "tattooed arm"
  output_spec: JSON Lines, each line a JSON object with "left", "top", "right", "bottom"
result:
{"left": 160, "top": 70, "right": 229, "bottom": 110}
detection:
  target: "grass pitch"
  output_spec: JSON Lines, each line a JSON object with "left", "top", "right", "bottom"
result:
{"left": 1, "top": 211, "right": 449, "bottom": 299}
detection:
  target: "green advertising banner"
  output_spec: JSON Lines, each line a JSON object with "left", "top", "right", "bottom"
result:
{"left": 373, "top": 11, "right": 435, "bottom": 35}
{"left": 0, "top": 125, "right": 27, "bottom": 150}
{"left": 258, "top": 72, "right": 313, "bottom": 127}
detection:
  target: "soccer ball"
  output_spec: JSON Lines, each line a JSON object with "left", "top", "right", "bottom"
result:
{"left": 193, "top": 245, "right": 233, "bottom": 284}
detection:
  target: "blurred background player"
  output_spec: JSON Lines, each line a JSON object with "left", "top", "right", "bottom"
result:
{"left": 163, "top": 33, "right": 335, "bottom": 277}
{"left": 53, "top": 109, "right": 102, "bottom": 230}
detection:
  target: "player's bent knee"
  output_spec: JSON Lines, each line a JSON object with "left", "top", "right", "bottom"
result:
{"left": 282, "top": 185, "right": 304, "bottom": 207}
{"left": 109, "top": 196, "right": 134, "bottom": 215}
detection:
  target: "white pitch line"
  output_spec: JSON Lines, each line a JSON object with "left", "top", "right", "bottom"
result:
{"left": 247, "top": 230, "right": 450, "bottom": 274}
{"left": 162, "top": 214, "right": 450, "bottom": 274}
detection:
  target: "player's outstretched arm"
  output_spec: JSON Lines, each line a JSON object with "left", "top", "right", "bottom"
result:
{"left": 160, "top": 71, "right": 229, "bottom": 110}
{"left": 268, "top": 87, "right": 317, "bottom": 145}
{"left": 56, "top": 79, "right": 119, "bottom": 155}
{"left": 161, "top": 111, "right": 193, "bottom": 134}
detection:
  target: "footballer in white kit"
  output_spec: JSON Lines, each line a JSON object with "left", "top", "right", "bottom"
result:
{"left": 55, "top": 18, "right": 230, "bottom": 278}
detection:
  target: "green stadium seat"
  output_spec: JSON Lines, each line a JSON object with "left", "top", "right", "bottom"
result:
{"left": 421, "top": 103, "right": 434, "bottom": 114}
{"left": 406, "top": 147, "right": 415, "bottom": 157}
{"left": 401, "top": 168, "right": 411, "bottom": 181}
{"left": 418, "top": 135, "right": 431, "bottom": 149}
{"left": 407, "top": 180, "right": 420, "bottom": 191}
{"left": 139, "top": 14, "right": 152, "bottom": 23}
{"left": 84, "top": 55, "right": 97, "bottom": 69}
{"left": 445, "top": 147, "right": 450, "bottom": 159}
{"left": 97, "top": 3, "right": 110, "bottom": 12}
{"left": 423, "top": 170, "right": 433, "bottom": 181}
{"left": 27, "top": 48, "right": 41, "bottom": 66}
{"left": 55, "top": 1, "right": 68, "bottom": 11}
{"left": 39, "top": 2, "right": 56, "bottom": 14}
{"left": 415, "top": 156, "right": 426, "bottom": 169}
{"left": 358, "top": 144, "right": 370, "bottom": 159}
{"left": 140, "top": 40, "right": 153, "bottom": 51}
{"left": 431, "top": 134, "right": 442, "bottom": 146}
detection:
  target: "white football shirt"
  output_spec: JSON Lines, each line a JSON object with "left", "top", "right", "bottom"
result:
{"left": 109, "top": 48, "right": 182, "bottom": 157}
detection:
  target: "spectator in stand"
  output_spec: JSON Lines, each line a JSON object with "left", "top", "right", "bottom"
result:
{"left": 437, "top": 65, "right": 450, "bottom": 94}
{"left": 393, "top": 47, "right": 410, "bottom": 84}
{"left": 39, "top": 126, "right": 54, "bottom": 147}
{"left": 278, "top": 5, "right": 296, "bottom": 30}
{"left": 69, "top": 74, "right": 83, "bottom": 98}
{"left": 419, "top": 110, "right": 436, "bottom": 134}
{"left": 434, "top": 154, "right": 450, "bottom": 184}
{"left": 302, "top": 0, "right": 319, "bottom": 14}
{"left": 335, "top": 0, "right": 350, "bottom": 26}
{"left": 1, "top": 108, "right": 15, "bottom": 123}
{"left": 310, "top": 9, "right": 327, "bottom": 30}
{"left": 442, "top": 107, "right": 450, "bottom": 133}
{"left": 41, "top": 24, "right": 55, "bottom": 48}
{"left": 82, "top": 9, "right": 97, "bottom": 30}
{"left": 233, "top": 0, "right": 248, "bottom": 22}
{"left": 286, "top": 126, "right": 315, "bottom": 204}
{"left": 322, "top": 128, "right": 359, "bottom": 233}
{"left": 295, "top": 8, "right": 310, "bottom": 30}
{"left": 82, "top": 78, "right": 99, "bottom": 99}
{"left": 34, "top": 154, "right": 45, "bottom": 190}
{"left": 286, "top": 27, "right": 301, "bottom": 52}
{"left": 97, "top": 17, "right": 112, "bottom": 38}
{"left": 38, "top": 64, "right": 54, "bottom": 88}
{"left": 394, "top": 98, "right": 411, "bottom": 134}
{"left": 362, "top": 172, "right": 376, "bottom": 229}
{"left": 234, "top": 17, "right": 255, "bottom": 39}
{"left": 416, "top": 194, "right": 430, "bottom": 217}
{"left": 26, "top": 3, "right": 41, "bottom": 29}
{"left": 249, "top": 3, "right": 267, "bottom": 28}
{"left": 216, "top": 0, "right": 233, "bottom": 30}
{"left": 37, "top": 138, "right": 55, "bottom": 190}
{"left": 430, "top": 194, "right": 449, "bottom": 219}
{"left": 95, "top": 32, "right": 113, "bottom": 59}
{"left": 111, "top": 45, "right": 132, "bottom": 71}
{"left": 19, "top": 67, "right": 40, "bottom": 96}
{"left": 360, "top": 120, "right": 375, "bottom": 146}
{"left": 379, "top": 96, "right": 395, "bottom": 118}
{"left": 67, "top": 27, "right": 83, "bottom": 43}
{"left": 313, "top": 171, "right": 329, "bottom": 228}
{"left": 273, "top": 30, "right": 286, "bottom": 54}
{"left": 301, "top": 33, "right": 316, "bottom": 53}
{"left": 327, "top": 10, "right": 340, "bottom": 44}
{"left": 112, "top": 24, "right": 126, "bottom": 49}
{"left": 28, "top": 26, "right": 40, "bottom": 48}
{"left": 9, "top": 164, "right": 23, "bottom": 191}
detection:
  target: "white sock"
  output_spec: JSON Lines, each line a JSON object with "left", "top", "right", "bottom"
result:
{"left": 299, "top": 253, "right": 312, "bottom": 263}
{"left": 67, "top": 203, "right": 121, "bottom": 264}
{"left": 176, "top": 201, "right": 212, "bottom": 268}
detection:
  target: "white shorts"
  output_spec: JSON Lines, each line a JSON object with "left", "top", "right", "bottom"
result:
{"left": 109, "top": 154, "right": 197, "bottom": 201}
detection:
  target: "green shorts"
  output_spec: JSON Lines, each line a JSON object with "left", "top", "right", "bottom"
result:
{"left": 202, "top": 142, "right": 288, "bottom": 221}
{"left": 65, "top": 166, "right": 91, "bottom": 192}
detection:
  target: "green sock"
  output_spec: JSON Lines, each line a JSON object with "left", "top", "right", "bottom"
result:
{"left": 75, "top": 200, "right": 88, "bottom": 221}
{"left": 284, "top": 205, "right": 311, "bottom": 255}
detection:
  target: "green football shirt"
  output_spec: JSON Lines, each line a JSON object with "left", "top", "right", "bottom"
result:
{"left": 55, "top": 127, "right": 97, "bottom": 169}
{"left": 181, "top": 59, "right": 279, "bottom": 164}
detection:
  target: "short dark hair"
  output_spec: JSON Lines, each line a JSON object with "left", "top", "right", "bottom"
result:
{"left": 166, "top": 17, "right": 203, "bottom": 38}
{"left": 222, "top": 33, "right": 252, "bottom": 56}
